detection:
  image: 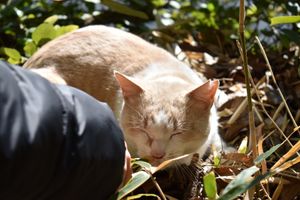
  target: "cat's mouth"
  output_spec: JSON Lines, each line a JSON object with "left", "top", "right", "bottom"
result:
{"left": 149, "top": 158, "right": 164, "bottom": 166}
{"left": 142, "top": 156, "right": 165, "bottom": 166}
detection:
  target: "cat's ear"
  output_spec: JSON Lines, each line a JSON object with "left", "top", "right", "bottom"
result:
{"left": 114, "top": 71, "right": 144, "bottom": 97}
{"left": 187, "top": 80, "right": 219, "bottom": 108}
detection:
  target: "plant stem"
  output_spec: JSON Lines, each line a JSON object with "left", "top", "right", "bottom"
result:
{"left": 150, "top": 176, "right": 167, "bottom": 200}
{"left": 239, "top": 0, "right": 258, "bottom": 158}
{"left": 255, "top": 36, "right": 299, "bottom": 133}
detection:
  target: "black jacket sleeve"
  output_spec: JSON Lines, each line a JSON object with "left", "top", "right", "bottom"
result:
{"left": 0, "top": 61, "right": 125, "bottom": 200}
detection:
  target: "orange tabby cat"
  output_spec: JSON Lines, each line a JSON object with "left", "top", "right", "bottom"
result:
{"left": 24, "top": 25, "right": 224, "bottom": 166}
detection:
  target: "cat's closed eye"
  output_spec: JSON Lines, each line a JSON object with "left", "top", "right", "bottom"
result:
{"left": 170, "top": 131, "right": 183, "bottom": 139}
{"left": 131, "top": 127, "right": 152, "bottom": 140}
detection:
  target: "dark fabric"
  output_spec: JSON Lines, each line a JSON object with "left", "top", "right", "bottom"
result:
{"left": 0, "top": 61, "right": 125, "bottom": 200}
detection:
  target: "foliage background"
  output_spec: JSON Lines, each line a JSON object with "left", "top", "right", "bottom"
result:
{"left": 0, "top": 0, "right": 299, "bottom": 64}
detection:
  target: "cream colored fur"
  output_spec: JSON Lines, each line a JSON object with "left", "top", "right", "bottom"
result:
{"left": 24, "top": 25, "right": 224, "bottom": 166}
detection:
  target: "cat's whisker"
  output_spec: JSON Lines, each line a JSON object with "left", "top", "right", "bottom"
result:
{"left": 173, "top": 163, "right": 195, "bottom": 179}
{"left": 182, "top": 166, "right": 195, "bottom": 178}
{"left": 178, "top": 128, "right": 191, "bottom": 132}
{"left": 126, "top": 126, "right": 143, "bottom": 130}
{"left": 177, "top": 121, "right": 193, "bottom": 130}
{"left": 126, "top": 124, "right": 152, "bottom": 135}
{"left": 172, "top": 163, "right": 185, "bottom": 180}
{"left": 126, "top": 117, "right": 148, "bottom": 127}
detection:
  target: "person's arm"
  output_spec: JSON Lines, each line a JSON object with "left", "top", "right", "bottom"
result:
{"left": 0, "top": 61, "right": 129, "bottom": 199}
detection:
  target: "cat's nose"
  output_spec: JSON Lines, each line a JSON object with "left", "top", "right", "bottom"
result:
{"left": 151, "top": 152, "right": 165, "bottom": 160}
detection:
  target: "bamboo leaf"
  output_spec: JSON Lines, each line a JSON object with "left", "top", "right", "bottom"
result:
{"left": 218, "top": 166, "right": 259, "bottom": 200}
{"left": 150, "top": 154, "right": 189, "bottom": 173}
{"left": 127, "top": 193, "right": 161, "bottom": 199}
{"left": 132, "top": 159, "right": 152, "bottom": 169}
{"left": 116, "top": 171, "right": 151, "bottom": 200}
{"left": 218, "top": 170, "right": 271, "bottom": 200}
{"left": 270, "top": 15, "right": 300, "bottom": 25}
{"left": 254, "top": 144, "right": 281, "bottom": 165}
{"left": 102, "top": 0, "right": 148, "bottom": 19}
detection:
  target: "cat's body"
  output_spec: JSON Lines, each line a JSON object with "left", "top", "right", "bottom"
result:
{"left": 24, "top": 25, "right": 223, "bottom": 165}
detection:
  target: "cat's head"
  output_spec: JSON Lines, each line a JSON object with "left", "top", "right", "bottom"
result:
{"left": 115, "top": 71, "right": 218, "bottom": 166}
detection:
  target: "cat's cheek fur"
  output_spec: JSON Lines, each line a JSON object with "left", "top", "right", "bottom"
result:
{"left": 122, "top": 129, "right": 149, "bottom": 158}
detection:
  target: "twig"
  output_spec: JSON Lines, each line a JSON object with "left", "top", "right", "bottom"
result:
{"left": 238, "top": 36, "right": 299, "bottom": 155}
{"left": 271, "top": 178, "right": 284, "bottom": 200}
{"left": 272, "top": 155, "right": 300, "bottom": 173}
{"left": 150, "top": 176, "right": 167, "bottom": 200}
{"left": 261, "top": 176, "right": 290, "bottom": 185}
{"left": 250, "top": 36, "right": 300, "bottom": 156}
{"left": 272, "top": 102, "right": 285, "bottom": 121}
{"left": 255, "top": 36, "right": 299, "bottom": 133}
{"left": 278, "top": 170, "right": 300, "bottom": 180}
{"left": 260, "top": 182, "right": 272, "bottom": 200}
{"left": 247, "top": 71, "right": 297, "bottom": 152}
{"left": 272, "top": 140, "right": 300, "bottom": 170}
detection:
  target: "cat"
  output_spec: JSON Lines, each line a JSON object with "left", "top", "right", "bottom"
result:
{"left": 24, "top": 25, "right": 224, "bottom": 166}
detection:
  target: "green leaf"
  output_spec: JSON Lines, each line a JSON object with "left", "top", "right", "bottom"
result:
{"left": 127, "top": 193, "right": 160, "bottom": 199}
{"left": 254, "top": 144, "right": 281, "bottom": 165}
{"left": 131, "top": 159, "right": 152, "bottom": 170}
{"left": 151, "top": 0, "right": 166, "bottom": 7}
{"left": 32, "top": 23, "right": 56, "bottom": 45}
{"left": 270, "top": 15, "right": 300, "bottom": 25}
{"left": 2, "top": 48, "right": 21, "bottom": 60}
{"left": 102, "top": 0, "right": 149, "bottom": 19}
{"left": 55, "top": 25, "right": 79, "bottom": 37}
{"left": 218, "top": 171, "right": 271, "bottom": 200}
{"left": 213, "top": 155, "right": 221, "bottom": 167}
{"left": 204, "top": 171, "right": 218, "bottom": 200}
{"left": 0, "top": 47, "right": 21, "bottom": 64}
{"left": 116, "top": 171, "right": 151, "bottom": 200}
{"left": 238, "top": 136, "right": 248, "bottom": 154}
{"left": 207, "top": 2, "right": 215, "bottom": 12}
{"left": 212, "top": 145, "right": 221, "bottom": 167}
{"left": 218, "top": 166, "right": 259, "bottom": 200}
{"left": 44, "top": 15, "right": 58, "bottom": 24}
{"left": 24, "top": 41, "right": 37, "bottom": 57}
{"left": 247, "top": 4, "right": 257, "bottom": 16}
